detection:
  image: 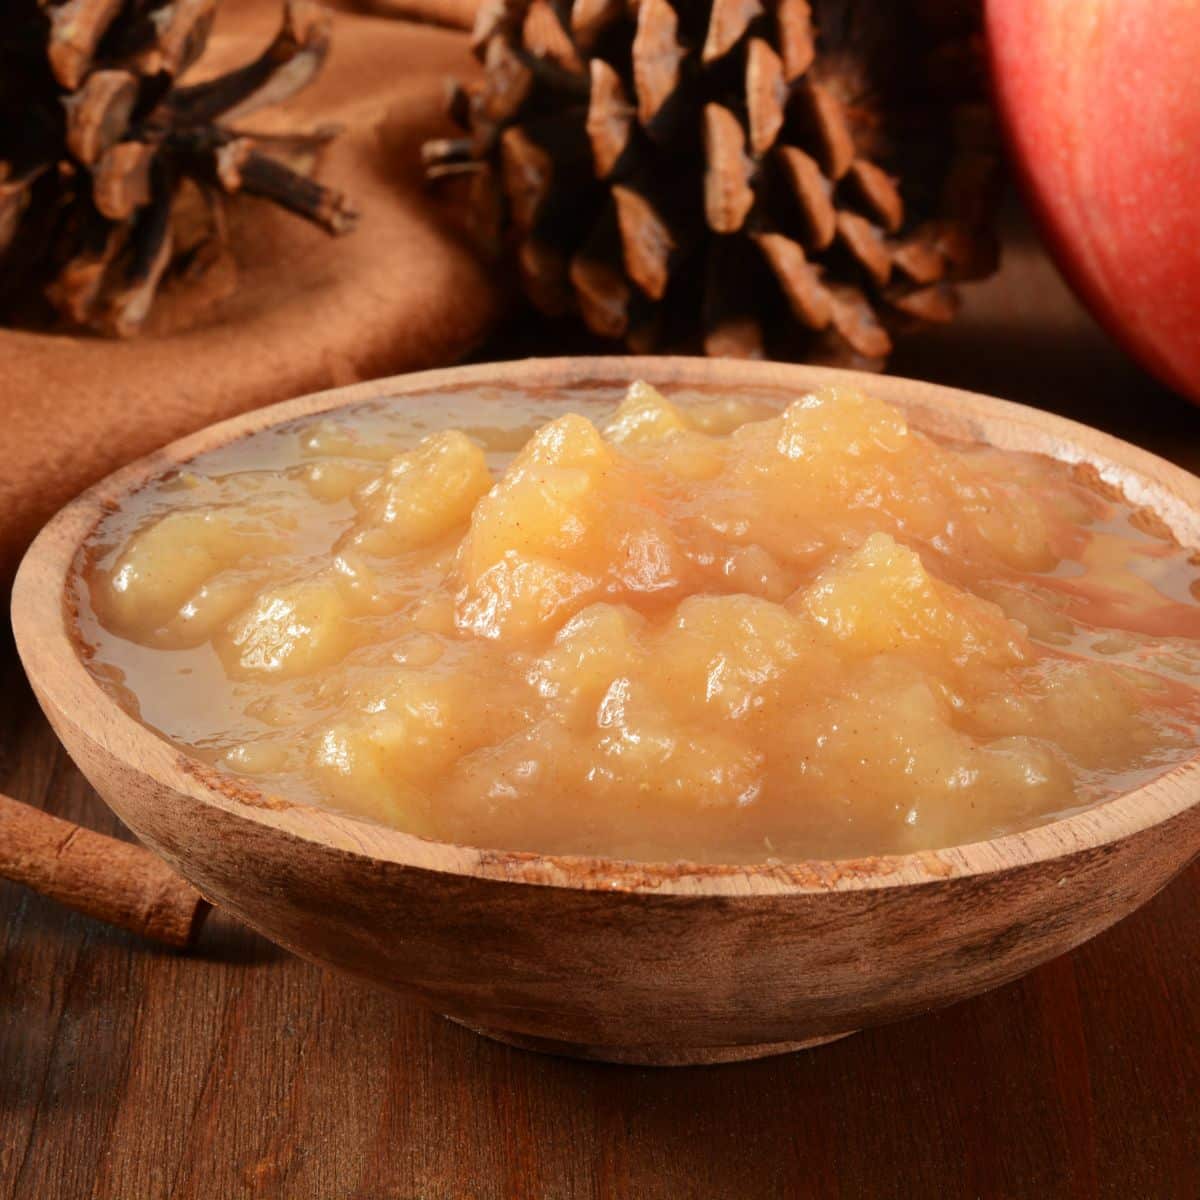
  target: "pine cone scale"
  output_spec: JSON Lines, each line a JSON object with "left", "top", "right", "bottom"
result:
{"left": 775, "top": 0, "right": 815, "bottom": 82}
{"left": 47, "top": 0, "right": 125, "bottom": 89}
{"left": 64, "top": 69, "right": 138, "bottom": 165}
{"left": 586, "top": 58, "right": 633, "bottom": 178}
{"left": 775, "top": 145, "right": 836, "bottom": 249}
{"left": 134, "top": 0, "right": 218, "bottom": 79}
{"left": 745, "top": 37, "right": 785, "bottom": 156}
{"left": 94, "top": 140, "right": 155, "bottom": 220}
{"left": 631, "top": 0, "right": 685, "bottom": 129}
{"left": 612, "top": 183, "right": 674, "bottom": 300}
{"left": 171, "top": 1, "right": 331, "bottom": 126}
{"left": 703, "top": 0, "right": 764, "bottom": 66}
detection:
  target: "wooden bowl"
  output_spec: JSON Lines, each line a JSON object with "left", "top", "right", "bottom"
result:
{"left": 12, "top": 358, "right": 1200, "bottom": 1066}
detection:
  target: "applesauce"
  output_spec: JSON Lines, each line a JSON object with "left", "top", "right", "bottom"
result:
{"left": 77, "top": 381, "right": 1200, "bottom": 863}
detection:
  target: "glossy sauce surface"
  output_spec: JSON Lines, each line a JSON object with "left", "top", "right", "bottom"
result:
{"left": 78, "top": 383, "right": 1200, "bottom": 862}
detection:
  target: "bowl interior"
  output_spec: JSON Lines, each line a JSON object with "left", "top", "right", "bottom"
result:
{"left": 14, "top": 356, "right": 1200, "bottom": 897}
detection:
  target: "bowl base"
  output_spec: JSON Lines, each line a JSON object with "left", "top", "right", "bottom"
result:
{"left": 445, "top": 1019, "right": 856, "bottom": 1065}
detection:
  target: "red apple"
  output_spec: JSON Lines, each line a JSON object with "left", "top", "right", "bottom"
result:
{"left": 985, "top": 0, "right": 1200, "bottom": 403}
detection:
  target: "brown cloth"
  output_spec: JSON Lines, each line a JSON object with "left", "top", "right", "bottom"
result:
{"left": 0, "top": 2, "right": 498, "bottom": 585}
{"left": 349, "top": 0, "right": 479, "bottom": 30}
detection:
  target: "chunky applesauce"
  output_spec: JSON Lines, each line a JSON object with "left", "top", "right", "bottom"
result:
{"left": 78, "top": 382, "right": 1200, "bottom": 862}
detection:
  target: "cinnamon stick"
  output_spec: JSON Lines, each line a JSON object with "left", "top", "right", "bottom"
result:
{"left": 0, "top": 792, "right": 210, "bottom": 949}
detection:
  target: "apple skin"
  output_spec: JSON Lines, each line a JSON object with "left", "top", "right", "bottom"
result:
{"left": 985, "top": 0, "right": 1200, "bottom": 403}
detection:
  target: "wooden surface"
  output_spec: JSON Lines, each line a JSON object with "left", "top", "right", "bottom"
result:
{"left": 3, "top": 218, "right": 1200, "bottom": 1198}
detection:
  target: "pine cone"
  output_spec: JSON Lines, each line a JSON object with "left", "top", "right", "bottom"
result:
{"left": 0, "top": 0, "right": 358, "bottom": 337}
{"left": 425, "top": 0, "right": 1000, "bottom": 364}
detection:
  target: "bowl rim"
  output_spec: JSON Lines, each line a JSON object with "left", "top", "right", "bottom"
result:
{"left": 12, "top": 355, "right": 1200, "bottom": 898}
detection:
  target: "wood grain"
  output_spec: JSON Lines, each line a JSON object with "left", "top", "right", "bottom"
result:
{"left": 2, "top": 212, "right": 1199, "bottom": 1197}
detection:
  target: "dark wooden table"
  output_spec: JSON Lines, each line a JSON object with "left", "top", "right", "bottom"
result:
{"left": 3, "top": 222, "right": 1198, "bottom": 1200}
